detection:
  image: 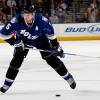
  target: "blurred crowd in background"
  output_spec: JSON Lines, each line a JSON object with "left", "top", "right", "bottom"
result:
{"left": 0, "top": 0, "right": 100, "bottom": 25}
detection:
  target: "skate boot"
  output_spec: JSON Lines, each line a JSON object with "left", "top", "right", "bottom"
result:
{"left": 63, "top": 73, "right": 76, "bottom": 89}
{"left": 0, "top": 78, "right": 14, "bottom": 93}
{"left": 67, "top": 74, "right": 76, "bottom": 89}
{"left": 0, "top": 87, "right": 8, "bottom": 93}
{"left": 69, "top": 75, "right": 76, "bottom": 89}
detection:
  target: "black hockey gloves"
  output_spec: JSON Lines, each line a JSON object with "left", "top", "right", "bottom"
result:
{"left": 5, "top": 36, "right": 16, "bottom": 45}
{"left": 50, "top": 38, "right": 65, "bottom": 58}
{"left": 14, "top": 40, "right": 24, "bottom": 51}
{"left": 56, "top": 46, "right": 65, "bottom": 58}
{"left": 53, "top": 45, "right": 65, "bottom": 58}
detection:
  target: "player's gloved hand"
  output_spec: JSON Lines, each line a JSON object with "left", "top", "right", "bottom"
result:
{"left": 14, "top": 40, "right": 24, "bottom": 51}
{"left": 53, "top": 45, "right": 65, "bottom": 58}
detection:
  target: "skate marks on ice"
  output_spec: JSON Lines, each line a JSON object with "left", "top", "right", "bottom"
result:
{"left": 1, "top": 89, "right": 100, "bottom": 100}
{"left": 0, "top": 78, "right": 100, "bottom": 100}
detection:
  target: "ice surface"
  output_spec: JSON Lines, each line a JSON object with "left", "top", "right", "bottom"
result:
{"left": 0, "top": 40, "right": 100, "bottom": 100}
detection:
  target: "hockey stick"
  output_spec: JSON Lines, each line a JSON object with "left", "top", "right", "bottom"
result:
{"left": 64, "top": 52, "right": 100, "bottom": 58}
{"left": 25, "top": 47, "right": 100, "bottom": 59}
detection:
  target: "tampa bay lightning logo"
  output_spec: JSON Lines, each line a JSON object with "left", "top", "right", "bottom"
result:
{"left": 87, "top": 24, "right": 100, "bottom": 34}
{"left": 10, "top": 17, "right": 17, "bottom": 23}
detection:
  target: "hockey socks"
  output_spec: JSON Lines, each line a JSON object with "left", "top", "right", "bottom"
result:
{"left": 0, "top": 78, "right": 14, "bottom": 93}
{"left": 62, "top": 72, "right": 76, "bottom": 89}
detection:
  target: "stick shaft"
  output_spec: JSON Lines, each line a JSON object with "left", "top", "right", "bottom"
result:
{"left": 25, "top": 47, "right": 100, "bottom": 58}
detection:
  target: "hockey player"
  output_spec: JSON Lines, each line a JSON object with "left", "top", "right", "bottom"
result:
{"left": 0, "top": 5, "right": 76, "bottom": 93}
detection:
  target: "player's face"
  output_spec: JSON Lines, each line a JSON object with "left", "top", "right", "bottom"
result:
{"left": 23, "top": 13, "right": 34, "bottom": 24}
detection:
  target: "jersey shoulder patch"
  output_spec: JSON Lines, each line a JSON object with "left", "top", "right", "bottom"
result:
{"left": 10, "top": 17, "right": 18, "bottom": 24}
{"left": 42, "top": 16, "right": 48, "bottom": 22}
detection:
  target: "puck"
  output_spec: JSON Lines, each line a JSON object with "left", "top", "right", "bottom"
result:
{"left": 56, "top": 94, "right": 61, "bottom": 97}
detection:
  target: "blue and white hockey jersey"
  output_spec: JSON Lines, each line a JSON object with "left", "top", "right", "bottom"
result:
{"left": 0, "top": 13, "right": 56, "bottom": 46}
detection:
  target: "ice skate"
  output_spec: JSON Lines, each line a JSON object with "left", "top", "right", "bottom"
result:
{"left": 63, "top": 73, "right": 76, "bottom": 89}
{"left": 0, "top": 86, "right": 8, "bottom": 93}
{"left": 67, "top": 74, "right": 76, "bottom": 89}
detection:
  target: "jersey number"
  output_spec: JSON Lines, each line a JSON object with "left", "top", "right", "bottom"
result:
{"left": 6, "top": 24, "right": 11, "bottom": 30}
